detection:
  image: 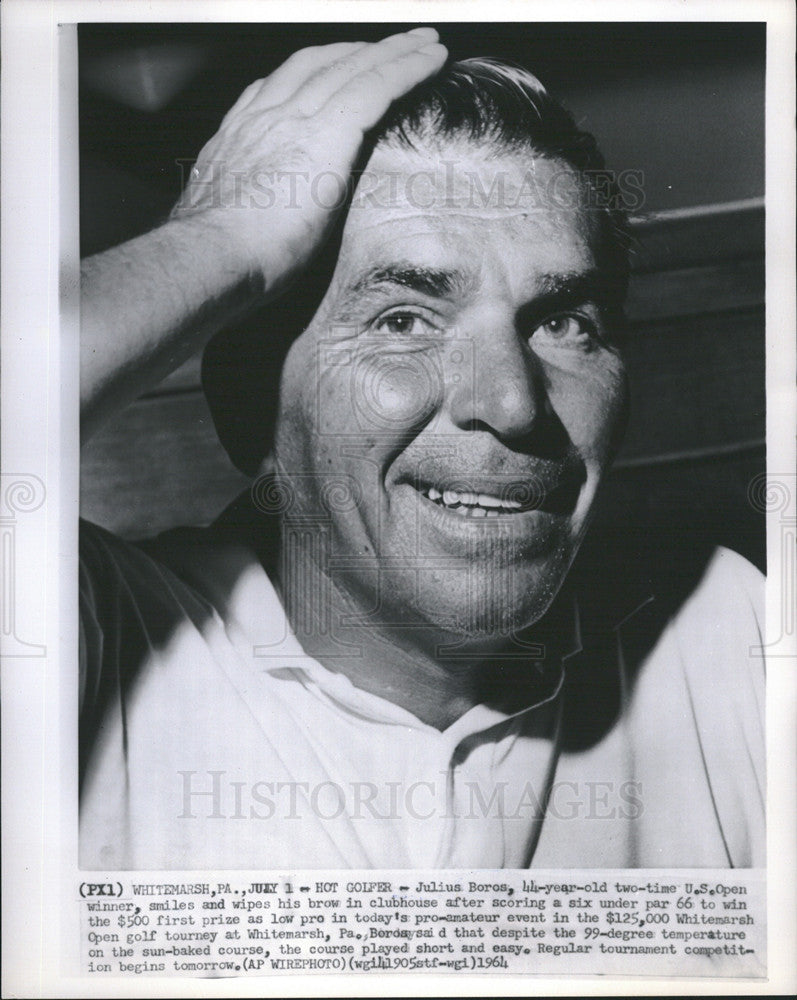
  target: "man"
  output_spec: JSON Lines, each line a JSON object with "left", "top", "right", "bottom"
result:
{"left": 79, "top": 28, "right": 765, "bottom": 869}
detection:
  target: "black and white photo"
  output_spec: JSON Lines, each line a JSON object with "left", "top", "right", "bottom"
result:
{"left": 1, "top": 2, "right": 795, "bottom": 995}
{"left": 78, "top": 21, "right": 766, "bottom": 870}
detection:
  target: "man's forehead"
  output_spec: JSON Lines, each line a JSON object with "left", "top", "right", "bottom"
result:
{"left": 338, "top": 140, "right": 597, "bottom": 276}
{"left": 349, "top": 139, "right": 590, "bottom": 221}
{"left": 334, "top": 157, "right": 594, "bottom": 297}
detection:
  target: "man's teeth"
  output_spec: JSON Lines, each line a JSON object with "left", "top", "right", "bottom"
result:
{"left": 422, "top": 486, "right": 527, "bottom": 515}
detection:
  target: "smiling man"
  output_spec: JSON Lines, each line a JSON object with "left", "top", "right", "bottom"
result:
{"left": 260, "top": 137, "right": 627, "bottom": 730}
{"left": 79, "top": 30, "right": 764, "bottom": 869}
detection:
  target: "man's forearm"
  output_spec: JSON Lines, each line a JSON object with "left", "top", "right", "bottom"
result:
{"left": 80, "top": 213, "right": 263, "bottom": 442}
{"left": 79, "top": 30, "right": 446, "bottom": 442}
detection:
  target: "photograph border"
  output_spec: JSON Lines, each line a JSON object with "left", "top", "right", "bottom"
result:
{"left": 2, "top": 0, "right": 795, "bottom": 996}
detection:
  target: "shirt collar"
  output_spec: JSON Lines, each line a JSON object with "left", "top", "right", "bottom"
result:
{"left": 237, "top": 549, "right": 575, "bottom": 739}
{"left": 191, "top": 498, "right": 581, "bottom": 739}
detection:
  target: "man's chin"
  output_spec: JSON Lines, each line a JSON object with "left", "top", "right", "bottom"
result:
{"left": 404, "top": 571, "right": 570, "bottom": 648}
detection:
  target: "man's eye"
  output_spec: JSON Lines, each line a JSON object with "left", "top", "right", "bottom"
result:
{"left": 532, "top": 314, "right": 598, "bottom": 348}
{"left": 374, "top": 312, "right": 434, "bottom": 337}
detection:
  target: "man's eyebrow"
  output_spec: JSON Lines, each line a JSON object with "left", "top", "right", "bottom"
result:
{"left": 531, "top": 270, "right": 612, "bottom": 312}
{"left": 348, "top": 263, "right": 473, "bottom": 300}
{"left": 338, "top": 264, "right": 613, "bottom": 318}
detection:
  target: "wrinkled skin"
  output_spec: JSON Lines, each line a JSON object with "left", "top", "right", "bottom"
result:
{"left": 270, "top": 141, "right": 628, "bottom": 661}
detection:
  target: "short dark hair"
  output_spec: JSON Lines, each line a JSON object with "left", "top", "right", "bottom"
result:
{"left": 203, "top": 58, "right": 632, "bottom": 476}
{"left": 381, "top": 56, "right": 610, "bottom": 154}
{"left": 373, "top": 58, "right": 631, "bottom": 310}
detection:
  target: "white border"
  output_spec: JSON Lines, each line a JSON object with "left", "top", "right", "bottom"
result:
{"left": 2, "top": 1, "right": 795, "bottom": 997}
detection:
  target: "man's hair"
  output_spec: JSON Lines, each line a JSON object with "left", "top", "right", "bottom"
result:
{"left": 203, "top": 58, "right": 632, "bottom": 476}
{"left": 378, "top": 57, "right": 603, "bottom": 156}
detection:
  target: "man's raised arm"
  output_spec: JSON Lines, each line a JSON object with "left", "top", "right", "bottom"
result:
{"left": 79, "top": 29, "right": 446, "bottom": 441}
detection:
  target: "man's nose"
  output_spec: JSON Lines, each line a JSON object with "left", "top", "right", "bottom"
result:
{"left": 445, "top": 309, "right": 549, "bottom": 444}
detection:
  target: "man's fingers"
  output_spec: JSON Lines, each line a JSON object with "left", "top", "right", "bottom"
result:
{"left": 321, "top": 42, "right": 448, "bottom": 134}
{"left": 290, "top": 29, "right": 442, "bottom": 117}
{"left": 232, "top": 41, "right": 370, "bottom": 119}
{"left": 219, "top": 42, "right": 369, "bottom": 127}
{"left": 220, "top": 31, "right": 439, "bottom": 127}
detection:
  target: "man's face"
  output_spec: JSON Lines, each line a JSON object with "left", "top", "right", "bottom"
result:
{"left": 272, "top": 139, "right": 628, "bottom": 644}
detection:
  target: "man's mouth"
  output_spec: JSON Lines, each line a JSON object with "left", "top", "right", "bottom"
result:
{"left": 415, "top": 477, "right": 581, "bottom": 518}
{"left": 421, "top": 485, "right": 527, "bottom": 517}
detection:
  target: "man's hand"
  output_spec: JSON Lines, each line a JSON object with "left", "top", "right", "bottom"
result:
{"left": 172, "top": 28, "right": 447, "bottom": 290}
{"left": 81, "top": 29, "right": 447, "bottom": 440}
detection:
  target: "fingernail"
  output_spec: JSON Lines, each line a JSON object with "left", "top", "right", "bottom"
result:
{"left": 408, "top": 27, "right": 439, "bottom": 39}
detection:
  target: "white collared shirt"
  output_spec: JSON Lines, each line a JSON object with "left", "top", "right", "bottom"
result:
{"left": 79, "top": 521, "right": 764, "bottom": 870}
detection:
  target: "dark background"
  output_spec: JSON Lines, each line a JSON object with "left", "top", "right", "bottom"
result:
{"left": 79, "top": 22, "right": 765, "bottom": 254}
{"left": 78, "top": 22, "right": 766, "bottom": 572}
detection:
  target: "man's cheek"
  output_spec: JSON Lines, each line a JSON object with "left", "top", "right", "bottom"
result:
{"left": 317, "top": 348, "right": 444, "bottom": 435}
{"left": 549, "top": 364, "right": 627, "bottom": 461}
